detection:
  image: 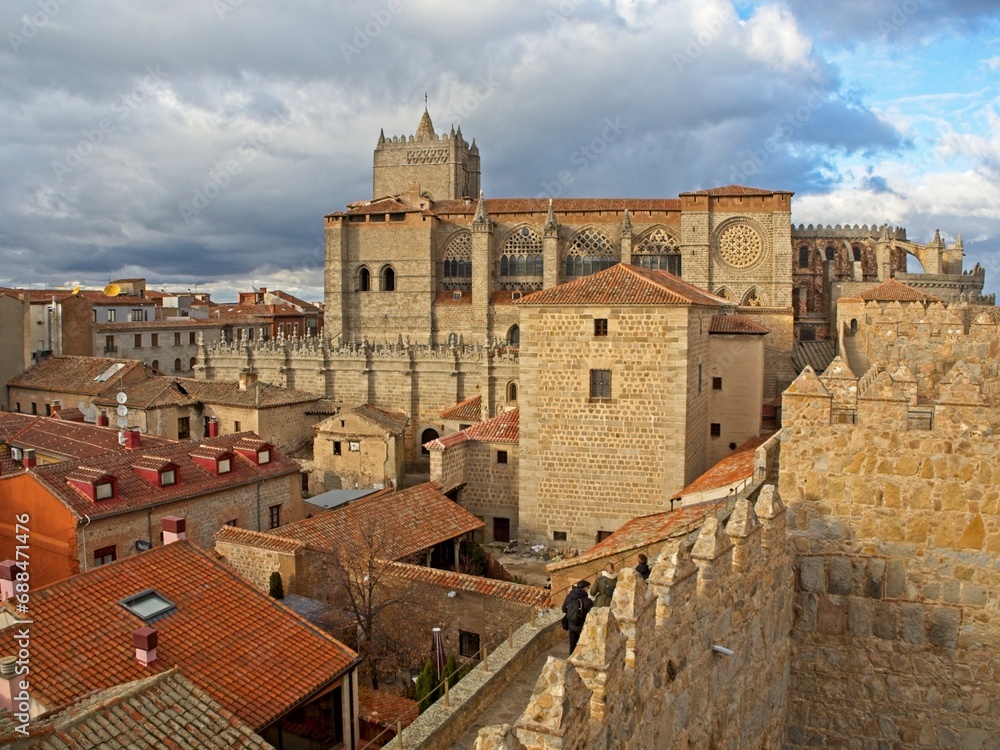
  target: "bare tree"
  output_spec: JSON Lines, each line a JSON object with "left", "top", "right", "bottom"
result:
{"left": 323, "top": 514, "right": 420, "bottom": 690}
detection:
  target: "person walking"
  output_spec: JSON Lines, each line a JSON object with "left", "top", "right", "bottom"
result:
{"left": 562, "top": 579, "right": 593, "bottom": 655}
{"left": 591, "top": 563, "right": 618, "bottom": 607}
{"left": 635, "top": 553, "right": 651, "bottom": 580}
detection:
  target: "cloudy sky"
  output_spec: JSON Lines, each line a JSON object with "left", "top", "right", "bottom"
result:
{"left": 2, "top": 0, "right": 998, "bottom": 301}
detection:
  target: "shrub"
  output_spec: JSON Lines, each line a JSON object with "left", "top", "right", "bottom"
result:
{"left": 268, "top": 571, "right": 285, "bottom": 599}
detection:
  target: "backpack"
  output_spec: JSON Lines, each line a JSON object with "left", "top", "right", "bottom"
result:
{"left": 566, "top": 595, "right": 585, "bottom": 628}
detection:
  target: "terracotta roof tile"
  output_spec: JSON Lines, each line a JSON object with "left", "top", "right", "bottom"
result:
{"left": 858, "top": 278, "right": 942, "bottom": 302}
{"left": 270, "top": 482, "right": 483, "bottom": 558}
{"left": 440, "top": 395, "right": 482, "bottom": 422}
{"left": 349, "top": 404, "right": 409, "bottom": 434}
{"left": 3, "top": 670, "right": 272, "bottom": 749}
{"left": 94, "top": 317, "right": 224, "bottom": 331}
{"left": 7, "top": 357, "right": 147, "bottom": 395}
{"left": 423, "top": 431, "right": 469, "bottom": 451}
{"left": 673, "top": 435, "right": 768, "bottom": 497}
{"left": 120, "top": 377, "right": 324, "bottom": 409}
{"left": 515, "top": 265, "right": 728, "bottom": 307}
{"left": 679, "top": 185, "right": 792, "bottom": 197}
{"left": 384, "top": 561, "right": 550, "bottom": 606}
{"left": 709, "top": 314, "right": 770, "bottom": 335}
{"left": 215, "top": 525, "right": 305, "bottom": 554}
{"left": 435, "top": 290, "right": 472, "bottom": 305}
{"left": 0, "top": 413, "right": 177, "bottom": 461}
{"left": 343, "top": 197, "right": 416, "bottom": 215}
{"left": 358, "top": 689, "right": 419, "bottom": 730}
{"left": 464, "top": 409, "right": 518, "bottom": 443}
{"left": 429, "top": 198, "right": 682, "bottom": 215}
{"left": 94, "top": 377, "right": 199, "bottom": 409}
{"left": 0, "top": 542, "right": 358, "bottom": 730}
{"left": 30, "top": 432, "right": 298, "bottom": 520}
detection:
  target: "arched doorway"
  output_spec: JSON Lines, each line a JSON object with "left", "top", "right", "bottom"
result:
{"left": 420, "top": 427, "right": 439, "bottom": 456}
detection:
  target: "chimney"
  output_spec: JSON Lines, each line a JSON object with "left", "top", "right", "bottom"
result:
{"left": 206, "top": 418, "right": 219, "bottom": 438}
{"left": 0, "top": 656, "right": 20, "bottom": 712}
{"left": 161, "top": 516, "right": 187, "bottom": 544}
{"left": 21, "top": 449, "right": 36, "bottom": 469}
{"left": 0, "top": 561, "right": 21, "bottom": 601}
{"left": 123, "top": 429, "right": 141, "bottom": 449}
{"left": 133, "top": 626, "right": 158, "bottom": 666}
{"left": 238, "top": 372, "right": 258, "bottom": 391}
{"left": 97, "top": 413, "right": 110, "bottom": 427}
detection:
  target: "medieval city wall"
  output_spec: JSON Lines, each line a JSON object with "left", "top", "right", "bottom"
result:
{"left": 465, "top": 488, "right": 792, "bottom": 750}
{"left": 199, "top": 337, "right": 516, "bottom": 467}
{"left": 779, "top": 366, "right": 1000, "bottom": 747}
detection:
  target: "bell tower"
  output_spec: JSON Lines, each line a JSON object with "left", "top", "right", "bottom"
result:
{"left": 372, "top": 107, "right": 481, "bottom": 201}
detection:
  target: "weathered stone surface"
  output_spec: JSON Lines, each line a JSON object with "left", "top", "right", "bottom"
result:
{"left": 827, "top": 557, "right": 853, "bottom": 596}
{"left": 900, "top": 603, "right": 925, "bottom": 645}
{"left": 928, "top": 607, "right": 960, "bottom": 648}
{"left": 799, "top": 557, "right": 824, "bottom": 594}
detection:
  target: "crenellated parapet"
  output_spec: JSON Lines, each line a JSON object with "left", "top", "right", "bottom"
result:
{"left": 792, "top": 223, "right": 906, "bottom": 240}
{"left": 471, "top": 486, "right": 792, "bottom": 750}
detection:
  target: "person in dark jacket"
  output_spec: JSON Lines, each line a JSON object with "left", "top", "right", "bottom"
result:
{"left": 562, "top": 579, "right": 593, "bottom": 655}
{"left": 635, "top": 553, "right": 651, "bottom": 580}
{"left": 591, "top": 563, "right": 617, "bottom": 607}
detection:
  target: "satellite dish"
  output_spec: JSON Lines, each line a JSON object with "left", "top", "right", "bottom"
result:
{"left": 104, "top": 283, "right": 122, "bottom": 297}
{"left": 117, "top": 417, "right": 129, "bottom": 429}
{"left": 116, "top": 404, "right": 129, "bottom": 417}
{"left": 71, "top": 286, "right": 81, "bottom": 295}
{"left": 116, "top": 392, "right": 128, "bottom": 405}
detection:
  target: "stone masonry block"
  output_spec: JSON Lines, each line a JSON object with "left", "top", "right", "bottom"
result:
{"left": 884, "top": 559, "right": 905, "bottom": 599}
{"left": 828, "top": 557, "right": 853, "bottom": 596}
{"left": 900, "top": 603, "right": 925, "bottom": 645}
{"left": 848, "top": 597, "right": 874, "bottom": 639}
{"left": 816, "top": 596, "right": 846, "bottom": 636}
{"left": 928, "top": 607, "right": 960, "bottom": 648}
{"left": 799, "top": 557, "right": 825, "bottom": 593}
{"left": 872, "top": 601, "right": 898, "bottom": 640}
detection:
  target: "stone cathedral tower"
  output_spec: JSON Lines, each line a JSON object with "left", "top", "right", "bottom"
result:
{"left": 372, "top": 108, "right": 480, "bottom": 201}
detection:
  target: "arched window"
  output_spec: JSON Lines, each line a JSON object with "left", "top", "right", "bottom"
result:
{"left": 507, "top": 324, "right": 520, "bottom": 346}
{"left": 825, "top": 246, "right": 835, "bottom": 261}
{"left": 565, "top": 228, "right": 616, "bottom": 279}
{"left": 151, "top": 359, "right": 159, "bottom": 373}
{"left": 852, "top": 245, "right": 862, "bottom": 262}
{"left": 798, "top": 246, "right": 811, "bottom": 268}
{"left": 189, "top": 357, "right": 197, "bottom": 370}
{"left": 358, "top": 267, "right": 371, "bottom": 292}
{"left": 633, "top": 228, "right": 681, "bottom": 274}
{"left": 420, "top": 427, "right": 439, "bottom": 456}
{"left": 381, "top": 266, "right": 396, "bottom": 292}
{"left": 499, "top": 227, "right": 543, "bottom": 285}
{"left": 443, "top": 233, "right": 472, "bottom": 289}
{"left": 173, "top": 358, "right": 182, "bottom": 372}
{"left": 507, "top": 381, "right": 518, "bottom": 403}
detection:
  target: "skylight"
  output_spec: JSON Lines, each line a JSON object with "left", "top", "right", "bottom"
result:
{"left": 93, "top": 362, "right": 126, "bottom": 382}
{"left": 120, "top": 589, "right": 176, "bottom": 621}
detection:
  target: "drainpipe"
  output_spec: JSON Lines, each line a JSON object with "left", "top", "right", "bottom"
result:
{"left": 256, "top": 482, "right": 263, "bottom": 531}
{"left": 80, "top": 513, "right": 92, "bottom": 572}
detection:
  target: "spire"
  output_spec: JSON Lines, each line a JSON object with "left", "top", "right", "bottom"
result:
{"left": 621, "top": 208, "right": 632, "bottom": 234}
{"left": 933, "top": 228, "right": 943, "bottom": 247}
{"left": 416, "top": 106, "right": 435, "bottom": 140}
{"left": 473, "top": 190, "right": 489, "bottom": 224}
{"left": 470, "top": 137, "right": 478, "bottom": 154}
{"left": 378, "top": 128, "right": 385, "bottom": 146}
{"left": 956, "top": 232, "right": 963, "bottom": 249}
{"left": 545, "top": 198, "right": 557, "bottom": 231}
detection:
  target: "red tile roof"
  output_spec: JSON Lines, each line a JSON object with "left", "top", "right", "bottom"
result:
{"left": 858, "top": 278, "right": 942, "bottom": 303}
{"left": 429, "top": 198, "right": 682, "bottom": 216}
{"left": 385, "top": 561, "right": 550, "bottom": 606}
{"left": 51, "top": 407, "right": 86, "bottom": 421}
{"left": 215, "top": 525, "right": 305, "bottom": 554}
{"left": 343, "top": 197, "right": 417, "bottom": 215}
{"left": 358, "top": 689, "right": 419, "bottom": 730}
{"left": 7, "top": 357, "right": 147, "bottom": 395}
{"left": 93, "top": 377, "right": 198, "bottom": 409}
{"left": 679, "top": 185, "right": 792, "bottom": 197}
{"left": 30, "top": 432, "right": 298, "bottom": 521}
{"left": 0, "top": 542, "right": 358, "bottom": 730}
{"left": 515, "top": 264, "right": 728, "bottom": 307}
{"left": 465, "top": 408, "right": 518, "bottom": 443}
{"left": 0, "top": 413, "right": 177, "bottom": 461}
{"left": 348, "top": 404, "right": 409, "bottom": 434}
{"left": 3, "top": 669, "right": 271, "bottom": 749}
{"left": 270, "top": 482, "right": 484, "bottom": 558}
{"left": 435, "top": 290, "right": 473, "bottom": 305}
{"left": 440, "top": 395, "right": 482, "bottom": 422}
{"left": 550, "top": 499, "right": 727, "bottom": 569}
{"left": 673, "top": 435, "right": 768, "bottom": 497}
{"left": 709, "top": 314, "right": 770, "bottom": 335}
{"left": 111, "top": 376, "right": 324, "bottom": 409}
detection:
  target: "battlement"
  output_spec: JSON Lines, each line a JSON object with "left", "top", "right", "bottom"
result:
{"left": 393, "top": 489, "right": 793, "bottom": 750}
{"left": 792, "top": 223, "right": 906, "bottom": 240}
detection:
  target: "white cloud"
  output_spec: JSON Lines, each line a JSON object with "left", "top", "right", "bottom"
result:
{"left": 744, "top": 4, "right": 814, "bottom": 72}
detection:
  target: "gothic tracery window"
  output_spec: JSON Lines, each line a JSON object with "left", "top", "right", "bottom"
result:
{"left": 443, "top": 233, "right": 472, "bottom": 289}
{"left": 499, "top": 227, "right": 543, "bottom": 290}
{"left": 565, "top": 228, "right": 617, "bottom": 279}
{"left": 632, "top": 228, "right": 681, "bottom": 274}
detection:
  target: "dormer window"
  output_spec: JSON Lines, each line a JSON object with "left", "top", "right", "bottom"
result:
{"left": 190, "top": 448, "right": 234, "bottom": 476}
{"left": 258, "top": 450, "right": 270, "bottom": 465}
{"left": 95, "top": 481, "right": 114, "bottom": 500}
{"left": 132, "top": 457, "right": 180, "bottom": 488}
{"left": 160, "top": 468, "right": 176, "bottom": 486}
{"left": 233, "top": 438, "right": 274, "bottom": 466}
{"left": 218, "top": 457, "right": 232, "bottom": 474}
{"left": 66, "top": 466, "right": 118, "bottom": 502}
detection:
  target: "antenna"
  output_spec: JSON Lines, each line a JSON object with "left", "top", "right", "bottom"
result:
{"left": 104, "top": 283, "right": 121, "bottom": 298}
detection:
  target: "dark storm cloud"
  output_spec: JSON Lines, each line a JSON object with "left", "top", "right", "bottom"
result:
{"left": 0, "top": 0, "right": 993, "bottom": 300}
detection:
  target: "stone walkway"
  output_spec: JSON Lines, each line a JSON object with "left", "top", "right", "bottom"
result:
{"left": 450, "top": 639, "right": 570, "bottom": 749}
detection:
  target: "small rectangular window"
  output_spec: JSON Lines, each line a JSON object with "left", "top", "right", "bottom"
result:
{"left": 589, "top": 369, "right": 612, "bottom": 401}
{"left": 553, "top": 531, "right": 567, "bottom": 542}
{"left": 94, "top": 545, "right": 117, "bottom": 566}
{"left": 177, "top": 417, "right": 190, "bottom": 440}
{"left": 160, "top": 469, "right": 176, "bottom": 486}
{"left": 225, "top": 519, "right": 237, "bottom": 527}
{"left": 349, "top": 441, "right": 361, "bottom": 452}
{"left": 95, "top": 482, "right": 114, "bottom": 500}
{"left": 596, "top": 530, "right": 612, "bottom": 543}
{"left": 710, "top": 423, "right": 721, "bottom": 437}
{"left": 594, "top": 318, "right": 608, "bottom": 336}
{"left": 134, "top": 333, "right": 143, "bottom": 348}
{"left": 45, "top": 404, "right": 51, "bottom": 416}
{"left": 333, "top": 441, "right": 342, "bottom": 456}
{"left": 497, "top": 450, "right": 508, "bottom": 464}
{"left": 218, "top": 458, "right": 231, "bottom": 474}
{"left": 189, "top": 332, "right": 197, "bottom": 345}
{"left": 174, "top": 332, "right": 182, "bottom": 345}
{"left": 698, "top": 364, "right": 703, "bottom": 393}
{"left": 269, "top": 504, "right": 281, "bottom": 529}
{"left": 459, "top": 630, "right": 481, "bottom": 659}
{"left": 151, "top": 333, "right": 158, "bottom": 347}
{"left": 108, "top": 309, "right": 116, "bottom": 322}
{"left": 712, "top": 377, "right": 723, "bottom": 391}
{"left": 493, "top": 517, "right": 511, "bottom": 543}
{"left": 31, "top": 403, "right": 37, "bottom": 415}
{"left": 301, "top": 473, "right": 308, "bottom": 493}
{"left": 233, "top": 421, "right": 241, "bottom": 432}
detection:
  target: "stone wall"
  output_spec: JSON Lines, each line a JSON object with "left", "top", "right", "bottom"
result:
{"left": 451, "top": 440, "right": 519, "bottom": 544}
{"left": 779, "top": 364, "right": 1000, "bottom": 747}
{"left": 469, "top": 488, "right": 793, "bottom": 750}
